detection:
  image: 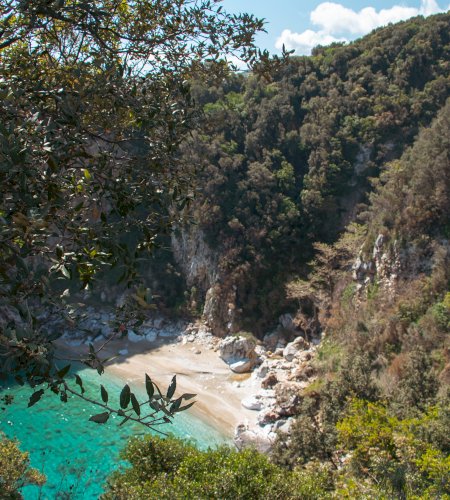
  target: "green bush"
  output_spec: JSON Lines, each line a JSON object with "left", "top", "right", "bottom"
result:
{"left": 0, "top": 433, "right": 46, "bottom": 499}
{"left": 337, "top": 400, "right": 450, "bottom": 498}
{"left": 103, "top": 435, "right": 294, "bottom": 499}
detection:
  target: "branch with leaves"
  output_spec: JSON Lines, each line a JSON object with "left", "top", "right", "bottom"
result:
{"left": 26, "top": 365, "right": 196, "bottom": 435}
{"left": 0, "top": 0, "right": 266, "bottom": 425}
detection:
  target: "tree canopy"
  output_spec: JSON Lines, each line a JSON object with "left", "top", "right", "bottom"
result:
{"left": 0, "top": 0, "right": 264, "bottom": 419}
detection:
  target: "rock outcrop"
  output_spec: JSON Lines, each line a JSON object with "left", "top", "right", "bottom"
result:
{"left": 171, "top": 226, "right": 239, "bottom": 336}
{"left": 219, "top": 335, "right": 259, "bottom": 373}
{"left": 283, "top": 336, "right": 308, "bottom": 362}
{"left": 233, "top": 333, "right": 317, "bottom": 453}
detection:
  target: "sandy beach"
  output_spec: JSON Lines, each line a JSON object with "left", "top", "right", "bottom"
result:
{"left": 57, "top": 335, "right": 260, "bottom": 439}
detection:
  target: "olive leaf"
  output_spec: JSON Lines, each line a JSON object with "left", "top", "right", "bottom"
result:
{"left": 89, "top": 412, "right": 110, "bottom": 424}
{"left": 145, "top": 373, "right": 154, "bottom": 399}
{"left": 166, "top": 375, "right": 176, "bottom": 400}
{"left": 120, "top": 384, "right": 131, "bottom": 409}
{"left": 27, "top": 389, "right": 44, "bottom": 408}
{"left": 130, "top": 393, "right": 141, "bottom": 416}
{"left": 100, "top": 385, "right": 108, "bottom": 403}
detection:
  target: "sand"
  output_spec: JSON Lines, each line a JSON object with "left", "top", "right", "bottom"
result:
{"left": 56, "top": 336, "right": 260, "bottom": 439}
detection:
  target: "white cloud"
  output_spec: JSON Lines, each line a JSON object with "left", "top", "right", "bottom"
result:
{"left": 226, "top": 54, "right": 249, "bottom": 71}
{"left": 276, "top": 29, "right": 345, "bottom": 54}
{"left": 276, "top": 0, "right": 448, "bottom": 54}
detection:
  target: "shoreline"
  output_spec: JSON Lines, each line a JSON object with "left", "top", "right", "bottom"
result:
{"left": 56, "top": 335, "right": 260, "bottom": 440}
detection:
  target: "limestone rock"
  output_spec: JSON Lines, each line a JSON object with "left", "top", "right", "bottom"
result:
{"left": 277, "top": 418, "right": 294, "bottom": 434}
{"left": 254, "top": 360, "right": 270, "bottom": 379}
{"left": 219, "top": 335, "right": 257, "bottom": 363}
{"left": 229, "top": 359, "right": 253, "bottom": 373}
{"left": 283, "top": 336, "right": 309, "bottom": 362}
{"left": 257, "top": 410, "right": 279, "bottom": 425}
{"left": 127, "top": 330, "right": 143, "bottom": 343}
{"left": 159, "top": 328, "right": 178, "bottom": 338}
{"left": 144, "top": 330, "right": 158, "bottom": 342}
{"left": 289, "top": 363, "right": 315, "bottom": 381}
{"left": 272, "top": 418, "right": 294, "bottom": 434}
{"left": 261, "top": 372, "right": 278, "bottom": 389}
{"left": 263, "top": 331, "right": 280, "bottom": 351}
{"left": 241, "top": 395, "right": 263, "bottom": 411}
{"left": 234, "top": 424, "right": 275, "bottom": 453}
{"left": 274, "top": 347, "right": 284, "bottom": 357}
{"left": 279, "top": 313, "right": 295, "bottom": 331}
{"left": 153, "top": 317, "right": 164, "bottom": 329}
{"left": 203, "top": 285, "right": 238, "bottom": 336}
{"left": 274, "top": 382, "right": 303, "bottom": 416}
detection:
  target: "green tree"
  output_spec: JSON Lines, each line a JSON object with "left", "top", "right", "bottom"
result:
{"left": 102, "top": 434, "right": 335, "bottom": 499}
{"left": 0, "top": 0, "right": 264, "bottom": 422}
{"left": 337, "top": 400, "right": 450, "bottom": 498}
{"left": 0, "top": 433, "right": 46, "bottom": 499}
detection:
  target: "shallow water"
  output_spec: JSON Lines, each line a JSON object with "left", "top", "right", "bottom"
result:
{"left": 0, "top": 367, "right": 229, "bottom": 499}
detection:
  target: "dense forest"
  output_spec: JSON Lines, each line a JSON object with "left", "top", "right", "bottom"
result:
{"left": 1, "top": 7, "right": 449, "bottom": 500}
{"left": 157, "top": 11, "right": 450, "bottom": 336}
{"left": 105, "top": 12, "right": 450, "bottom": 498}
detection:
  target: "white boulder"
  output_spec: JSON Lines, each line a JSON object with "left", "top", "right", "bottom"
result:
{"left": 241, "top": 395, "right": 264, "bottom": 411}
{"left": 283, "top": 336, "right": 308, "bottom": 362}
{"left": 127, "top": 330, "right": 144, "bottom": 343}
{"left": 219, "top": 335, "right": 256, "bottom": 362}
{"left": 229, "top": 359, "right": 254, "bottom": 373}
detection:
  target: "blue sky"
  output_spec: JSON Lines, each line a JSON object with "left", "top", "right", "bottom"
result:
{"left": 221, "top": 0, "right": 449, "bottom": 56}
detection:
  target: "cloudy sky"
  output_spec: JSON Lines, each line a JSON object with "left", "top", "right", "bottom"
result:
{"left": 222, "top": 0, "right": 449, "bottom": 56}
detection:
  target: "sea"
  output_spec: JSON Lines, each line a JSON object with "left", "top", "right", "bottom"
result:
{"left": 0, "top": 366, "right": 229, "bottom": 499}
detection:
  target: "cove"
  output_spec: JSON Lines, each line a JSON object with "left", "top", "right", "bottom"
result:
{"left": 0, "top": 367, "right": 230, "bottom": 499}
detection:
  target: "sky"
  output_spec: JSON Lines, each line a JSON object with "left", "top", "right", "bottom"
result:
{"left": 221, "top": 0, "right": 449, "bottom": 56}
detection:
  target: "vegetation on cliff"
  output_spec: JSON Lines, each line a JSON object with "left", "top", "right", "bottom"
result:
{"left": 105, "top": 13, "right": 450, "bottom": 499}
{"left": 271, "top": 92, "right": 450, "bottom": 498}
{"left": 0, "top": 0, "right": 265, "bottom": 427}
{"left": 104, "top": 95, "right": 450, "bottom": 499}
{"left": 174, "top": 12, "right": 449, "bottom": 334}
{"left": 1, "top": 6, "right": 449, "bottom": 499}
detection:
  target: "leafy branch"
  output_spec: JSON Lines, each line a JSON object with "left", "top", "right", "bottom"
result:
{"left": 26, "top": 369, "right": 196, "bottom": 435}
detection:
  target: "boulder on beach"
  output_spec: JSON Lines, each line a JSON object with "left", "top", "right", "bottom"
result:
{"left": 241, "top": 395, "right": 264, "bottom": 411}
{"left": 229, "top": 359, "right": 254, "bottom": 373}
{"left": 144, "top": 330, "right": 158, "bottom": 342}
{"left": 219, "top": 335, "right": 256, "bottom": 362}
{"left": 234, "top": 424, "right": 276, "bottom": 453}
{"left": 219, "top": 335, "right": 259, "bottom": 372}
{"left": 283, "top": 336, "right": 309, "bottom": 362}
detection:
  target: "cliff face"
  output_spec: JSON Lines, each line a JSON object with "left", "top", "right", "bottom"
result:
{"left": 171, "top": 226, "right": 217, "bottom": 293}
{"left": 171, "top": 226, "right": 238, "bottom": 336}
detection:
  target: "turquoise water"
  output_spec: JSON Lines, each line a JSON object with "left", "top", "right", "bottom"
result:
{"left": 0, "top": 367, "right": 229, "bottom": 499}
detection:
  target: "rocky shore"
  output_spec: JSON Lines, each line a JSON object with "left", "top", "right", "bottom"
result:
{"left": 57, "top": 308, "right": 319, "bottom": 453}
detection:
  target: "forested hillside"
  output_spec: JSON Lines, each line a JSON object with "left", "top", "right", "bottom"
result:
{"left": 165, "top": 12, "right": 450, "bottom": 335}
{"left": 2, "top": 7, "right": 449, "bottom": 499}
{"left": 105, "top": 13, "right": 450, "bottom": 498}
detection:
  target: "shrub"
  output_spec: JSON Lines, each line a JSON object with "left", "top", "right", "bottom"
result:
{"left": 0, "top": 433, "right": 46, "bottom": 499}
{"left": 103, "top": 435, "right": 293, "bottom": 499}
{"left": 337, "top": 400, "right": 450, "bottom": 498}
{"left": 390, "top": 347, "right": 439, "bottom": 416}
